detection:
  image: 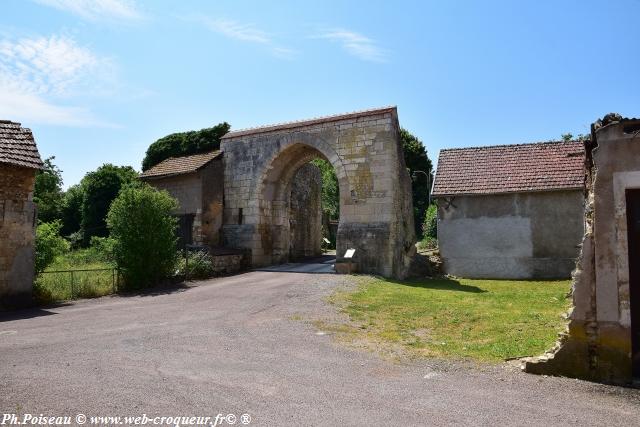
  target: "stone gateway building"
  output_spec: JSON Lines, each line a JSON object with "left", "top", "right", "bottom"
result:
{"left": 432, "top": 141, "right": 585, "bottom": 279}
{"left": 221, "top": 107, "right": 416, "bottom": 278}
{"left": 145, "top": 107, "right": 416, "bottom": 279}
{"left": 0, "top": 120, "right": 43, "bottom": 309}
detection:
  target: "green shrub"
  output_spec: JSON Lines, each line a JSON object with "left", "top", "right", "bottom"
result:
{"left": 422, "top": 204, "right": 437, "bottom": 239}
{"left": 66, "top": 230, "right": 84, "bottom": 250}
{"left": 35, "top": 221, "right": 70, "bottom": 273}
{"left": 89, "top": 236, "right": 115, "bottom": 263}
{"left": 177, "top": 250, "right": 215, "bottom": 279}
{"left": 418, "top": 204, "right": 438, "bottom": 250}
{"left": 107, "top": 184, "right": 178, "bottom": 290}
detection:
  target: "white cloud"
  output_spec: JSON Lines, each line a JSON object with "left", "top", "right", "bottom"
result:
{"left": 0, "top": 81, "right": 108, "bottom": 127}
{"left": 204, "top": 18, "right": 271, "bottom": 44}
{"left": 0, "top": 34, "right": 116, "bottom": 127}
{"left": 33, "top": 0, "right": 144, "bottom": 22}
{"left": 190, "top": 16, "right": 296, "bottom": 59}
{"left": 315, "top": 29, "right": 388, "bottom": 63}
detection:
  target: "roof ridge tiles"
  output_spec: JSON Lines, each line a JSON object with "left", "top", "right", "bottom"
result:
{"left": 438, "top": 140, "right": 583, "bottom": 152}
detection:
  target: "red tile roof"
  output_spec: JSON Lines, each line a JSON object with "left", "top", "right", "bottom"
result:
{"left": 222, "top": 106, "right": 396, "bottom": 139}
{"left": 140, "top": 151, "right": 221, "bottom": 179}
{"left": 432, "top": 141, "right": 585, "bottom": 197}
{"left": 0, "top": 120, "right": 43, "bottom": 169}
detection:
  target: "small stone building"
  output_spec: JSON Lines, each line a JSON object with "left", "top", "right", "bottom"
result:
{"left": 526, "top": 114, "right": 640, "bottom": 384}
{"left": 0, "top": 120, "right": 43, "bottom": 309}
{"left": 140, "top": 151, "right": 224, "bottom": 247}
{"left": 432, "top": 141, "right": 585, "bottom": 279}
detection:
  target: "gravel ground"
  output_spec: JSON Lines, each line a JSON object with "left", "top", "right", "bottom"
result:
{"left": 1, "top": 270, "right": 639, "bottom": 426}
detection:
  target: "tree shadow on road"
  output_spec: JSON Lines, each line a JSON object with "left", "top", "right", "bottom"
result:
{"left": 0, "top": 304, "right": 70, "bottom": 322}
{"left": 387, "top": 277, "right": 488, "bottom": 293}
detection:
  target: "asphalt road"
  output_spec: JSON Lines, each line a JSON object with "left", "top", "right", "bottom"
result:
{"left": 1, "top": 269, "right": 639, "bottom": 426}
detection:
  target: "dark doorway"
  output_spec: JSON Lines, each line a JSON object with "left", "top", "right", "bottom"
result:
{"left": 176, "top": 214, "right": 195, "bottom": 249}
{"left": 626, "top": 189, "right": 640, "bottom": 377}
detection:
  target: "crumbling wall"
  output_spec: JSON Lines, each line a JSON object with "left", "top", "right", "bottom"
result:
{"left": 289, "top": 164, "right": 322, "bottom": 260}
{"left": 0, "top": 164, "right": 37, "bottom": 309}
{"left": 525, "top": 114, "right": 640, "bottom": 384}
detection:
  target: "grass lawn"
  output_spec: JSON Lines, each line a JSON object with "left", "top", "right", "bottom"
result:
{"left": 324, "top": 276, "right": 572, "bottom": 362}
{"left": 34, "top": 249, "right": 116, "bottom": 303}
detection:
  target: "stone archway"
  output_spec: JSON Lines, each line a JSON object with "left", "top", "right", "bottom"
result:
{"left": 221, "top": 107, "right": 416, "bottom": 279}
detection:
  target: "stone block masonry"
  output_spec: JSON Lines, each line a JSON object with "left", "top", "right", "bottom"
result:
{"left": 0, "top": 164, "right": 37, "bottom": 309}
{"left": 221, "top": 107, "right": 416, "bottom": 279}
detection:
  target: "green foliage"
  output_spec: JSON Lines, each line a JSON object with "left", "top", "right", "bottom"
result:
{"left": 422, "top": 204, "right": 437, "bottom": 239}
{"left": 81, "top": 164, "right": 138, "bottom": 244}
{"left": 177, "top": 250, "right": 215, "bottom": 279}
{"left": 61, "top": 183, "right": 85, "bottom": 237}
{"left": 311, "top": 158, "right": 339, "bottom": 220}
{"left": 561, "top": 133, "right": 589, "bottom": 142}
{"left": 107, "top": 184, "right": 178, "bottom": 289}
{"left": 400, "top": 128, "right": 433, "bottom": 238}
{"left": 34, "top": 157, "right": 64, "bottom": 223}
{"left": 418, "top": 204, "right": 438, "bottom": 250}
{"left": 35, "top": 221, "right": 70, "bottom": 274}
{"left": 142, "top": 122, "right": 230, "bottom": 171}
{"left": 89, "top": 236, "right": 116, "bottom": 263}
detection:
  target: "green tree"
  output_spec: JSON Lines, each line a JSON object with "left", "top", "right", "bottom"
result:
{"left": 311, "top": 158, "right": 339, "bottom": 220}
{"left": 34, "top": 157, "right": 64, "bottom": 223}
{"left": 561, "top": 133, "right": 589, "bottom": 142}
{"left": 107, "top": 184, "right": 178, "bottom": 289}
{"left": 81, "top": 164, "right": 138, "bottom": 244}
{"left": 142, "top": 122, "right": 230, "bottom": 171}
{"left": 400, "top": 128, "right": 433, "bottom": 238}
{"left": 35, "top": 221, "right": 70, "bottom": 273}
{"left": 61, "top": 183, "right": 85, "bottom": 237}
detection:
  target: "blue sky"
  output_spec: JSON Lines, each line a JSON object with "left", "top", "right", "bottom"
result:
{"left": 2, "top": 0, "right": 639, "bottom": 187}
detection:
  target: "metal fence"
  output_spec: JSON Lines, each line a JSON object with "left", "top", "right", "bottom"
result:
{"left": 35, "top": 268, "right": 119, "bottom": 301}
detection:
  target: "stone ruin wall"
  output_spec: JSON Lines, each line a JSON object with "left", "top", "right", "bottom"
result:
{"left": 525, "top": 116, "right": 640, "bottom": 384}
{"left": 0, "top": 164, "right": 37, "bottom": 309}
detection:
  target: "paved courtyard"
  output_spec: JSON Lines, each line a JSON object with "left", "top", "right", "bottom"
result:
{"left": 1, "top": 270, "right": 639, "bottom": 426}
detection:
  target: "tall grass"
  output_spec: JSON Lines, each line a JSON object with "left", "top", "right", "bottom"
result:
{"left": 33, "top": 248, "right": 116, "bottom": 304}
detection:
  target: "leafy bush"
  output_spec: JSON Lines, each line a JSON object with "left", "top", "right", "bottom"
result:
{"left": 107, "top": 184, "right": 178, "bottom": 289}
{"left": 177, "top": 250, "right": 215, "bottom": 279}
{"left": 89, "top": 236, "right": 115, "bottom": 263}
{"left": 422, "top": 204, "right": 437, "bottom": 239}
{"left": 66, "top": 230, "right": 84, "bottom": 250}
{"left": 418, "top": 204, "right": 438, "bottom": 250}
{"left": 35, "top": 221, "right": 70, "bottom": 273}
